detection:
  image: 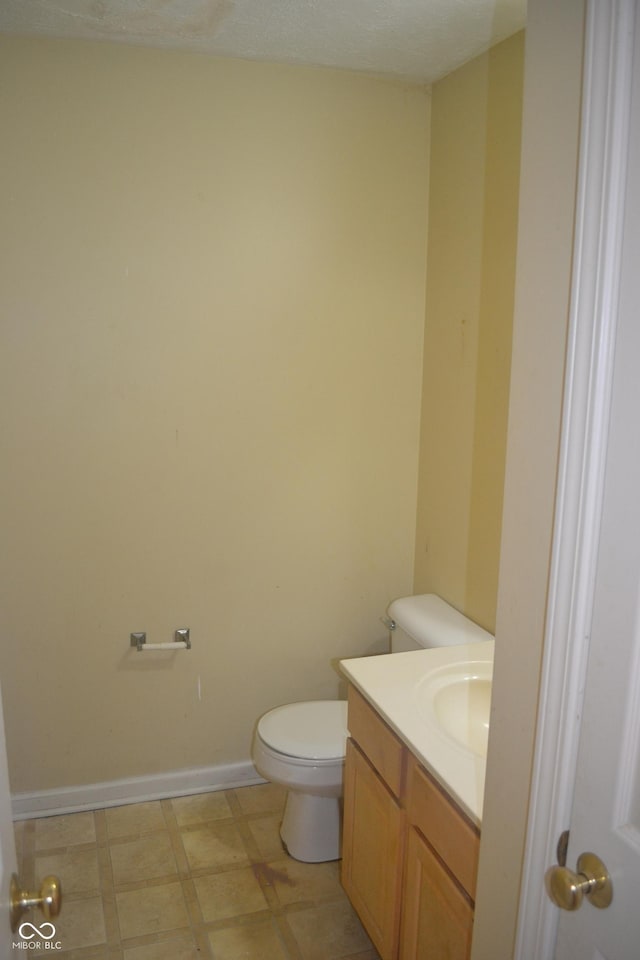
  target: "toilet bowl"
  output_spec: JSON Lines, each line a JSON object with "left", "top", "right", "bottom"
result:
{"left": 252, "top": 594, "right": 492, "bottom": 863}
{"left": 252, "top": 700, "right": 348, "bottom": 863}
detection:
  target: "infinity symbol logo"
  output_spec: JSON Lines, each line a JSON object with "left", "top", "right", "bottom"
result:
{"left": 18, "top": 921, "right": 57, "bottom": 940}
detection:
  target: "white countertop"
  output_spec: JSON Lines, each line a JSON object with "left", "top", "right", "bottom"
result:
{"left": 339, "top": 639, "right": 494, "bottom": 826}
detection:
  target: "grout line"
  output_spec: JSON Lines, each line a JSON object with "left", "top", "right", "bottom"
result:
{"left": 95, "top": 810, "right": 121, "bottom": 948}
{"left": 182, "top": 875, "right": 205, "bottom": 928}
{"left": 193, "top": 926, "right": 215, "bottom": 958}
{"left": 224, "top": 787, "right": 245, "bottom": 819}
{"left": 274, "top": 912, "right": 305, "bottom": 960}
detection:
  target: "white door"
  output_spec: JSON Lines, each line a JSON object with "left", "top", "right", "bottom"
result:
{"left": 0, "top": 682, "right": 19, "bottom": 958}
{"left": 516, "top": 2, "right": 640, "bottom": 958}
{"left": 554, "top": 5, "right": 640, "bottom": 955}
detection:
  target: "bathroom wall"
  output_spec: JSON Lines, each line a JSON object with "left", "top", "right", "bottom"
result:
{"left": 413, "top": 33, "right": 524, "bottom": 632}
{"left": 0, "top": 37, "right": 429, "bottom": 793}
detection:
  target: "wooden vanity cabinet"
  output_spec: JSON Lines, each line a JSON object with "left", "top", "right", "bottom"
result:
{"left": 342, "top": 687, "right": 406, "bottom": 960}
{"left": 341, "top": 685, "right": 480, "bottom": 960}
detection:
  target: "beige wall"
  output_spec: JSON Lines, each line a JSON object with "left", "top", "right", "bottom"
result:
{"left": 413, "top": 33, "right": 524, "bottom": 632}
{"left": 0, "top": 37, "right": 429, "bottom": 792}
{"left": 472, "top": 1, "right": 585, "bottom": 956}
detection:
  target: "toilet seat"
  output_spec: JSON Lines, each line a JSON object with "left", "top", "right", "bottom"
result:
{"left": 257, "top": 700, "right": 347, "bottom": 760}
{"left": 255, "top": 736, "right": 342, "bottom": 770}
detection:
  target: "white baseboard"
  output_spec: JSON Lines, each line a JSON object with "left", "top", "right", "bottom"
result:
{"left": 12, "top": 760, "right": 265, "bottom": 820}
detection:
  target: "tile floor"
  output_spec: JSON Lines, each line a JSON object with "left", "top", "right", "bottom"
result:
{"left": 13, "top": 783, "right": 380, "bottom": 960}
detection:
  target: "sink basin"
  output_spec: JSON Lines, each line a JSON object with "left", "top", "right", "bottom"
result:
{"left": 415, "top": 660, "right": 493, "bottom": 758}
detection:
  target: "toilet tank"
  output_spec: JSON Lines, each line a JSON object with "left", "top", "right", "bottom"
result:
{"left": 386, "top": 593, "right": 493, "bottom": 652}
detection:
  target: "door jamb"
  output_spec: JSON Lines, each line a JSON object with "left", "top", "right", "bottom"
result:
{"left": 514, "top": 2, "right": 636, "bottom": 955}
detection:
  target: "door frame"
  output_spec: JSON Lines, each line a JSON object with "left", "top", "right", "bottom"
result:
{"left": 514, "top": 0, "right": 637, "bottom": 955}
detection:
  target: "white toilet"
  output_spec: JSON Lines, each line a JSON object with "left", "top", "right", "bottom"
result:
{"left": 252, "top": 700, "right": 348, "bottom": 862}
{"left": 251, "top": 593, "right": 492, "bottom": 863}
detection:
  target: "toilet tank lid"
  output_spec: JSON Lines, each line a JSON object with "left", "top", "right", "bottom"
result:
{"left": 387, "top": 593, "right": 493, "bottom": 647}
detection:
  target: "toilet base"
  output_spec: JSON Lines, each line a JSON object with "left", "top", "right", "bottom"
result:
{"left": 280, "top": 791, "right": 342, "bottom": 862}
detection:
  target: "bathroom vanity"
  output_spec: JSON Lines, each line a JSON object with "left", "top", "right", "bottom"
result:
{"left": 340, "top": 641, "right": 492, "bottom": 960}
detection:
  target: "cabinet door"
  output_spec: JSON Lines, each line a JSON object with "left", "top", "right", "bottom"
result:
{"left": 400, "top": 827, "right": 474, "bottom": 960}
{"left": 342, "top": 739, "right": 405, "bottom": 960}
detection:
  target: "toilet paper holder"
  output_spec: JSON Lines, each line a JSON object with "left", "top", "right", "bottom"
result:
{"left": 130, "top": 629, "right": 191, "bottom": 651}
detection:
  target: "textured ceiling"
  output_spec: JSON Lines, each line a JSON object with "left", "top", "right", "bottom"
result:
{"left": 0, "top": 0, "right": 526, "bottom": 83}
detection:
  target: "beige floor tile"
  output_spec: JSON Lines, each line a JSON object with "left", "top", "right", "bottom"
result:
{"left": 181, "top": 821, "right": 249, "bottom": 872}
{"left": 171, "top": 791, "right": 232, "bottom": 826}
{"left": 343, "top": 951, "right": 381, "bottom": 959}
{"left": 208, "top": 917, "right": 289, "bottom": 959}
{"left": 55, "top": 948, "right": 112, "bottom": 960}
{"left": 194, "top": 867, "right": 268, "bottom": 923}
{"left": 18, "top": 786, "right": 375, "bottom": 958}
{"left": 247, "top": 816, "right": 286, "bottom": 860}
{"left": 286, "top": 899, "right": 373, "bottom": 960}
{"left": 105, "top": 802, "right": 166, "bottom": 840}
{"left": 36, "top": 846, "right": 101, "bottom": 899}
{"left": 35, "top": 812, "right": 96, "bottom": 851}
{"left": 52, "top": 894, "right": 106, "bottom": 951}
{"left": 123, "top": 932, "right": 202, "bottom": 959}
{"left": 260, "top": 857, "right": 342, "bottom": 908}
{"left": 235, "top": 783, "right": 287, "bottom": 817}
{"left": 115, "top": 881, "right": 189, "bottom": 940}
{"left": 110, "top": 833, "right": 177, "bottom": 886}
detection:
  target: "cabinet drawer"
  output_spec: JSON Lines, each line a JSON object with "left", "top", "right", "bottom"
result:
{"left": 407, "top": 756, "right": 480, "bottom": 899}
{"left": 347, "top": 686, "right": 405, "bottom": 798}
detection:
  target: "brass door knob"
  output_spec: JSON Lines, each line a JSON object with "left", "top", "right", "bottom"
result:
{"left": 10, "top": 873, "right": 62, "bottom": 933}
{"left": 545, "top": 852, "right": 612, "bottom": 911}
